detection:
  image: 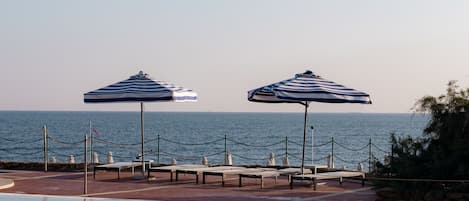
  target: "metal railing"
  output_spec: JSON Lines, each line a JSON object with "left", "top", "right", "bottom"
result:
{"left": 0, "top": 125, "right": 393, "bottom": 173}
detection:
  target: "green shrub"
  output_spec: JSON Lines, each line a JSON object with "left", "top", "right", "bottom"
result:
{"left": 374, "top": 81, "right": 469, "bottom": 198}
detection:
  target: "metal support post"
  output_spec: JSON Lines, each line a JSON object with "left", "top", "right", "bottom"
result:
{"left": 157, "top": 134, "right": 160, "bottom": 165}
{"left": 331, "top": 137, "right": 334, "bottom": 167}
{"left": 285, "top": 136, "right": 288, "bottom": 159}
{"left": 224, "top": 134, "right": 227, "bottom": 164}
{"left": 89, "top": 121, "right": 92, "bottom": 165}
{"left": 43, "top": 125, "right": 48, "bottom": 172}
{"left": 84, "top": 134, "right": 88, "bottom": 195}
{"left": 368, "top": 138, "right": 372, "bottom": 173}
{"left": 311, "top": 126, "right": 314, "bottom": 165}
{"left": 300, "top": 103, "right": 309, "bottom": 174}
{"left": 140, "top": 102, "right": 145, "bottom": 175}
{"left": 390, "top": 144, "right": 394, "bottom": 175}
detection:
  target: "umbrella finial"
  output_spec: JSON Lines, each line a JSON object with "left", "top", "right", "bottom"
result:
{"left": 131, "top": 71, "right": 149, "bottom": 79}
{"left": 296, "top": 70, "right": 318, "bottom": 78}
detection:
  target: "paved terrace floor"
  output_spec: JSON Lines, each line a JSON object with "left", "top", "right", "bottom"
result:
{"left": 0, "top": 169, "right": 377, "bottom": 201}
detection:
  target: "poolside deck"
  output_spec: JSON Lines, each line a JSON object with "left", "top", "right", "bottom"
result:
{"left": 0, "top": 169, "right": 376, "bottom": 201}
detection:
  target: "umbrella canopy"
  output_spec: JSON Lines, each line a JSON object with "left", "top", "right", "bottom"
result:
{"left": 84, "top": 71, "right": 197, "bottom": 103}
{"left": 84, "top": 71, "right": 197, "bottom": 174}
{"left": 248, "top": 70, "right": 370, "bottom": 104}
{"left": 248, "top": 70, "right": 371, "bottom": 173}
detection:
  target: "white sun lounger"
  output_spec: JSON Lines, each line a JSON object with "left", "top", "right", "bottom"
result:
{"left": 203, "top": 167, "right": 275, "bottom": 187}
{"left": 290, "top": 171, "right": 365, "bottom": 190}
{"left": 238, "top": 167, "right": 324, "bottom": 189}
{"left": 93, "top": 162, "right": 143, "bottom": 180}
{"left": 148, "top": 164, "right": 207, "bottom": 182}
{"left": 277, "top": 167, "right": 313, "bottom": 183}
{"left": 304, "top": 165, "right": 328, "bottom": 174}
{"left": 239, "top": 170, "right": 280, "bottom": 189}
{"left": 175, "top": 166, "right": 244, "bottom": 184}
{"left": 277, "top": 167, "right": 312, "bottom": 175}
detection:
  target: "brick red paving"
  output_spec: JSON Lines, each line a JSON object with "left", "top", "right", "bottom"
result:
{"left": 0, "top": 170, "right": 377, "bottom": 200}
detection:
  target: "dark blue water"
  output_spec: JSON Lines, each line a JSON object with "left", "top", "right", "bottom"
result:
{"left": 0, "top": 111, "right": 428, "bottom": 170}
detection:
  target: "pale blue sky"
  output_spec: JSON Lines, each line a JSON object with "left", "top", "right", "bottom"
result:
{"left": 1, "top": 0, "right": 468, "bottom": 113}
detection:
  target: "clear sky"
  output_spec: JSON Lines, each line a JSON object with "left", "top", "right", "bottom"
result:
{"left": 1, "top": 0, "right": 468, "bottom": 113}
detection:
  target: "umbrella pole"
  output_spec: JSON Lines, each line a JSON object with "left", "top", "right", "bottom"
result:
{"left": 301, "top": 102, "right": 309, "bottom": 175}
{"left": 141, "top": 102, "right": 145, "bottom": 175}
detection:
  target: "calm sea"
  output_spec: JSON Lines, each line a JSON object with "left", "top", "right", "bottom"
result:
{"left": 0, "top": 111, "right": 428, "bottom": 170}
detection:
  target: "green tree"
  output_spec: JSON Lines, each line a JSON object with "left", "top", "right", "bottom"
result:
{"left": 414, "top": 81, "right": 469, "bottom": 179}
{"left": 374, "top": 81, "right": 469, "bottom": 197}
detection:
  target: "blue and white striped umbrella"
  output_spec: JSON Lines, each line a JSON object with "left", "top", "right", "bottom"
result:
{"left": 84, "top": 71, "right": 197, "bottom": 103}
{"left": 248, "top": 70, "right": 371, "bottom": 173}
{"left": 248, "top": 70, "right": 371, "bottom": 104}
{"left": 84, "top": 71, "right": 197, "bottom": 173}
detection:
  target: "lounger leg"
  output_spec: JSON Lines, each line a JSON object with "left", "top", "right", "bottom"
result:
{"left": 196, "top": 174, "right": 199, "bottom": 184}
{"left": 239, "top": 176, "right": 242, "bottom": 187}
{"left": 260, "top": 176, "right": 264, "bottom": 189}
{"left": 203, "top": 173, "right": 206, "bottom": 184}
{"left": 290, "top": 177, "right": 293, "bottom": 189}
{"left": 274, "top": 176, "right": 277, "bottom": 184}
{"left": 93, "top": 168, "right": 96, "bottom": 179}
{"left": 339, "top": 177, "right": 343, "bottom": 185}
{"left": 131, "top": 166, "right": 134, "bottom": 175}
{"left": 170, "top": 172, "right": 173, "bottom": 182}
{"left": 313, "top": 179, "right": 316, "bottom": 191}
{"left": 176, "top": 172, "right": 179, "bottom": 181}
{"left": 362, "top": 176, "right": 365, "bottom": 186}
{"left": 222, "top": 175, "right": 225, "bottom": 187}
{"left": 118, "top": 169, "right": 120, "bottom": 180}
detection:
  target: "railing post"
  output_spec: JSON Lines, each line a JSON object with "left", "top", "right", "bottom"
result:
{"left": 331, "top": 137, "right": 334, "bottom": 167}
{"left": 390, "top": 144, "right": 394, "bottom": 177}
{"left": 311, "top": 126, "right": 314, "bottom": 165}
{"left": 89, "top": 121, "right": 92, "bottom": 165}
{"left": 157, "top": 134, "right": 160, "bottom": 165}
{"left": 84, "top": 134, "right": 87, "bottom": 195}
{"left": 285, "top": 136, "right": 288, "bottom": 159}
{"left": 43, "top": 125, "right": 48, "bottom": 172}
{"left": 368, "top": 138, "right": 372, "bottom": 173}
{"left": 224, "top": 134, "right": 227, "bottom": 164}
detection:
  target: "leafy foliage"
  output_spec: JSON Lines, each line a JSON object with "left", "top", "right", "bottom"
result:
{"left": 374, "top": 81, "right": 469, "bottom": 197}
